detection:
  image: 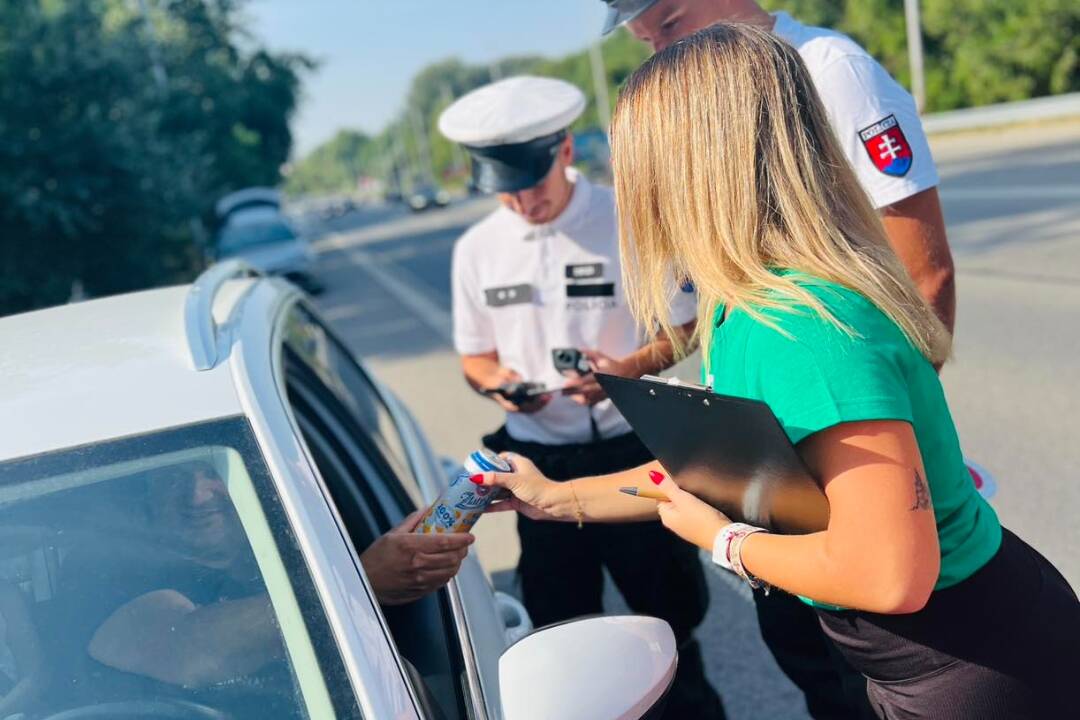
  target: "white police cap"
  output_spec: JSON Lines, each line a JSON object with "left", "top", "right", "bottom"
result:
{"left": 438, "top": 75, "right": 586, "bottom": 147}
{"left": 438, "top": 76, "right": 586, "bottom": 192}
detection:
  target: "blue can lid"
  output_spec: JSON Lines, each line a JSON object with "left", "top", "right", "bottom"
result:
{"left": 470, "top": 448, "right": 513, "bottom": 473}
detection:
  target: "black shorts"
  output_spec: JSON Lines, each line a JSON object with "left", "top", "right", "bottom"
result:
{"left": 816, "top": 527, "right": 1080, "bottom": 719}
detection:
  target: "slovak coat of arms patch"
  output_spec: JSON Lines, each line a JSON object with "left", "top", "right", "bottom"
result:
{"left": 858, "top": 114, "right": 912, "bottom": 177}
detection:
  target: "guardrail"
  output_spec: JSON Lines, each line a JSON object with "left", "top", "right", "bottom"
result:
{"left": 923, "top": 92, "right": 1080, "bottom": 135}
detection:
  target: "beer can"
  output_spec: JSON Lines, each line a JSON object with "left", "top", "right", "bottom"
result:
{"left": 415, "top": 449, "right": 513, "bottom": 534}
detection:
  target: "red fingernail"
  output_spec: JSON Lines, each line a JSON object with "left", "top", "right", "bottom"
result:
{"left": 470, "top": 474, "right": 484, "bottom": 485}
{"left": 649, "top": 470, "right": 664, "bottom": 485}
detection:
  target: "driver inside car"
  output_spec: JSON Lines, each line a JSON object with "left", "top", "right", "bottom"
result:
{"left": 59, "top": 461, "right": 472, "bottom": 700}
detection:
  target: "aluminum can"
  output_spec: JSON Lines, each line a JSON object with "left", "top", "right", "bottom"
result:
{"left": 415, "top": 448, "right": 513, "bottom": 534}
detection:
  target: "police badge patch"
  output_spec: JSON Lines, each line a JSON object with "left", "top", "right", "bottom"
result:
{"left": 858, "top": 114, "right": 912, "bottom": 177}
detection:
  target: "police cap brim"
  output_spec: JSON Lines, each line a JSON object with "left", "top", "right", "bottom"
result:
{"left": 467, "top": 130, "right": 566, "bottom": 194}
{"left": 601, "top": 0, "right": 661, "bottom": 35}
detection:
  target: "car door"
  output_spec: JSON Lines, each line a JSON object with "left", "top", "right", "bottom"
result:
{"left": 279, "top": 301, "right": 506, "bottom": 719}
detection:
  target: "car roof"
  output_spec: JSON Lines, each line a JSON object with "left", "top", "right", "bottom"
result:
{"left": 215, "top": 187, "right": 281, "bottom": 218}
{"left": 222, "top": 206, "right": 287, "bottom": 228}
{"left": 0, "top": 280, "right": 260, "bottom": 463}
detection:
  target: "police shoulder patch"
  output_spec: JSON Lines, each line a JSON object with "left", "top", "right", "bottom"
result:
{"left": 858, "top": 114, "right": 912, "bottom": 178}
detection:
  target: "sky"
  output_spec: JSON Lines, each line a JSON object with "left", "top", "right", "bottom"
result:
{"left": 247, "top": 0, "right": 611, "bottom": 157}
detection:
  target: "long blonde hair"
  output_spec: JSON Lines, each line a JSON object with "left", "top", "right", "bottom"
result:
{"left": 610, "top": 24, "right": 951, "bottom": 365}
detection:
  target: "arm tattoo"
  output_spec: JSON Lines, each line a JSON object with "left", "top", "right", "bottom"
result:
{"left": 910, "top": 470, "right": 931, "bottom": 511}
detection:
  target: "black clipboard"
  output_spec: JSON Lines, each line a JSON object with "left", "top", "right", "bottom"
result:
{"left": 597, "top": 373, "right": 829, "bottom": 534}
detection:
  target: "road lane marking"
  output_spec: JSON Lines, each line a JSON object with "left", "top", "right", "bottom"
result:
{"left": 328, "top": 235, "right": 453, "bottom": 344}
{"left": 314, "top": 198, "right": 497, "bottom": 253}
{"left": 321, "top": 303, "right": 367, "bottom": 322}
{"left": 941, "top": 185, "right": 1080, "bottom": 200}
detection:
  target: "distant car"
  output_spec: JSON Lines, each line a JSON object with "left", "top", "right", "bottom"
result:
{"left": 407, "top": 184, "right": 451, "bottom": 212}
{"left": 573, "top": 128, "right": 612, "bottom": 182}
{"left": 324, "top": 196, "right": 357, "bottom": 218}
{"left": 0, "top": 262, "right": 677, "bottom": 720}
{"left": 214, "top": 204, "right": 322, "bottom": 294}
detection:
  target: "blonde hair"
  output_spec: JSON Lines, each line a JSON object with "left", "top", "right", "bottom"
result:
{"left": 610, "top": 24, "right": 951, "bottom": 365}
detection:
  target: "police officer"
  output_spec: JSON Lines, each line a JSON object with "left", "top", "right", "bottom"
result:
{"left": 600, "top": 0, "right": 955, "bottom": 336}
{"left": 599, "top": 2, "right": 955, "bottom": 717}
{"left": 440, "top": 76, "right": 724, "bottom": 719}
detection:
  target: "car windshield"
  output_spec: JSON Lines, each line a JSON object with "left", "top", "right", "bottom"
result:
{"left": 218, "top": 219, "right": 296, "bottom": 252}
{"left": 0, "top": 418, "right": 351, "bottom": 720}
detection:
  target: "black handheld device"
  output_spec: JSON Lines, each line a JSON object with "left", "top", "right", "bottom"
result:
{"left": 483, "top": 382, "right": 551, "bottom": 405}
{"left": 551, "top": 347, "right": 591, "bottom": 376}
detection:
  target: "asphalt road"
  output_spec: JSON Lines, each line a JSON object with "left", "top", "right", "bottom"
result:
{"left": 308, "top": 121, "right": 1080, "bottom": 720}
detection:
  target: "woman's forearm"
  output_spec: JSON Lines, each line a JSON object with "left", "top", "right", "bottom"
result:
{"left": 739, "top": 531, "right": 933, "bottom": 614}
{"left": 620, "top": 320, "right": 696, "bottom": 378}
{"left": 542, "top": 460, "right": 665, "bottom": 522}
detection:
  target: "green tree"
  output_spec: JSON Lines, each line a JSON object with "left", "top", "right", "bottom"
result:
{"left": 762, "top": 0, "right": 1079, "bottom": 111}
{"left": 290, "top": 29, "right": 651, "bottom": 194}
{"left": 284, "top": 130, "right": 375, "bottom": 195}
{"left": 0, "top": 0, "right": 310, "bottom": 315}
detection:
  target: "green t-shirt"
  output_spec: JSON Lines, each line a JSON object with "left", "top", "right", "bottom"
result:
{"left": 704, "top": 272, "right": 1001, "bottom": 609}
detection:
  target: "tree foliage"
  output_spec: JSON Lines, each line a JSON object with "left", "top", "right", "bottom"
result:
{"left": 285, "top": 130, "right": 375, "bottom": 195}
{"left": 287, "top": 30, "right": 650, "bottom": 196}
{"left": 0, "top": 0, "right": 310, "bottom": 315}
{"left": 761, "top": 0, "right": 1079, "bottom": 107}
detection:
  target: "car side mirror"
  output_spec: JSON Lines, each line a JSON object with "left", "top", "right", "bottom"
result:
{"left": 499, "top": 615, "right": 676, "bottom": 720}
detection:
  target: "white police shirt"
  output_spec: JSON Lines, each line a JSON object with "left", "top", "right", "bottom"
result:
{"left": 773, "top": 11, "right": 939, "bottom": 209}
{"left": 452, "top": 169, "right": 696, "bottom": 445}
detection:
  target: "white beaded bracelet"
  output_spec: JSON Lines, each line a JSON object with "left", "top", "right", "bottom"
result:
{"left": 712, "top": 522, "right": 770, "bottom": 591}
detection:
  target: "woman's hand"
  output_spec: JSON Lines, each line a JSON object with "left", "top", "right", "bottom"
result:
{"left": 651, "top": 471, "right": 732, "bottom": 551}
{"left": 479, "top": 453, "right": 572, "bottom": 522}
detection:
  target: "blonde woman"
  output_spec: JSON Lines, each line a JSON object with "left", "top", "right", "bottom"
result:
{"left": 480, "top": 24, "right": 1079, "bottom": 719}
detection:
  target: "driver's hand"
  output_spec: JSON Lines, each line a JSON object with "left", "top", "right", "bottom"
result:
{"left": 360, "top": 511, "right": 475, "bottom": 606}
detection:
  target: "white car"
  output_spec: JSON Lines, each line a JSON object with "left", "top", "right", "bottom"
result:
{"left": 0, "top": 262, "right": 676, "bottom": 720}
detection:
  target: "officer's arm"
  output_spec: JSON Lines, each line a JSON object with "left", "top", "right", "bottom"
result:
{"left": 461, "top": 351, "right": 511, "bottom": 393}
{"left": 880, "top": 187, "right": 955, "bottom": 334}
{"left": 462, "top": 352, "right": 549, "bottom": 413}
{"left": 619, "top": 319, "right": 697, "bottom": 377}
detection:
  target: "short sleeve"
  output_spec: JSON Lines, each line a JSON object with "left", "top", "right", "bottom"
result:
{"left": 451, "top": 238, "right": 495, "bottom": 355}
{"left": 813, "top": 54, "right": 939, "bottom": 209}
{"left": 746, "top": 310, "right": 914, "bottom": 445}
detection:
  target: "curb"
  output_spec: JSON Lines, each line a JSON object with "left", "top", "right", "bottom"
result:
{"left": 923, "top": 92, "right": 1080, "bottom": 135}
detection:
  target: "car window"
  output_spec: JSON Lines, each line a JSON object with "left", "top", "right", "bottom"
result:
{"left": 284, "top": 303, "right": 425, "bottom": 508}
{"left": 284, "top": 358, "right": 470, "bottom": 720}
{"left": 0, "top": 418, "right": 359, "bottom": 720}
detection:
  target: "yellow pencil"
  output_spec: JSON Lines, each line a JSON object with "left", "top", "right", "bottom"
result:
{"left": 619, "top": 486, "right": 668, "bottom": 501}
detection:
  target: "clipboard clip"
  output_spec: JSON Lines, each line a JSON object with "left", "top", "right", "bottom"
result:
{"left": 639, "top": 375, "right": 711, "bottom": 392}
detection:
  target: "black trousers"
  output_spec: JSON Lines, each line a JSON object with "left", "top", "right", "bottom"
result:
{"left": 483, "top": 426, "right": 725, "bottom": 720}
{"left": 816, "top": 528, "right": 1080, "bottom": 719}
